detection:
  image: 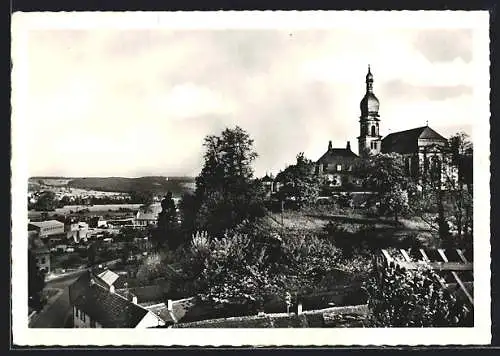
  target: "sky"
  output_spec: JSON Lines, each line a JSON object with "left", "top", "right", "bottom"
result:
{"left": 20, "top": 17, "right": 482, "bottom": 178}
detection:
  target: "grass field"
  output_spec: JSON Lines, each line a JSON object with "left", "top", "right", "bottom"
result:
{"left": 269, "top": 208, "right": 440, "bottom": 249}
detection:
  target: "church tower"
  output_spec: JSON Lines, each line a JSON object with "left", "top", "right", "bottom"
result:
{"left": 358, "top": 65, "right": 382, "bottom": 157}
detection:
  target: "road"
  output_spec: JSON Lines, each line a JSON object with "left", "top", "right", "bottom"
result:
{"left": 30, "top": 270, "right": 86, "bottom": 328}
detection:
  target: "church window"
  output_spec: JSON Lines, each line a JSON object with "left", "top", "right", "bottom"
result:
{"left": 371, "top": 125, "right": 376, "bottom": 136}
{"left": 336, "top": 164, "right": 342, "bottom": 172}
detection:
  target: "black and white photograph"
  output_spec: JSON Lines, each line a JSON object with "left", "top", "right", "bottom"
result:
{"left": 11, "top": 11, "right": 490, "bottom": 346}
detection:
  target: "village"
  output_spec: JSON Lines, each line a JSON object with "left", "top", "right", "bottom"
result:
{"left": 27, "top": 67, "right": 474, "bottom": 329}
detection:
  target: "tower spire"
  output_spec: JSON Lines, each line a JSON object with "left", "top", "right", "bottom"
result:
{"left": 366, "top": 64, "right": 374, "bottom": 93}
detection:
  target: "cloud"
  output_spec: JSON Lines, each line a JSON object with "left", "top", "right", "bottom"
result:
{"left": 381, "top": 79, "right": 473, "bottom": 101}
{"left": 22, "top": 27, "right": 478, "bottom": 178}
{"left": 413, "top": 29, "right": 473, "bottom": 63}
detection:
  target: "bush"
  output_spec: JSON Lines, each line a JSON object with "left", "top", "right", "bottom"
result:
{"left": 365, "top": 263, "right": 473, "bottom": 327}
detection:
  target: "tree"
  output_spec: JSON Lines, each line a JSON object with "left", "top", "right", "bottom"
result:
{"left": 130, "top": 190, "right": 154, "bottom": 205}
{"left": 196, "top": 231, "right": 281, "bottom": 311}
{"left": 193, "top": 126, "right": 267, "bottom": 236}
{"left": 413, "top": 134, "right": 473, "bottom": 247}
{"left": 136, "top": 252, "right": 169, "bottom": 286}
{"left": 448, "top": 132, "right": 473, "bottom": 189}
{"left": 356, "top": 153, "right": 415, "bottom": 221}
{"left": 277, "top": 233, "right": 342, "bottom": 295}
{"left": 275, "top": 153, "right": 321, "bottom": 209}
{"left": 365, "top": 263, "right": 472, "bottom": 327}
{"left": 28, "top": 250, "right": 46, "bottom": 311}
{"left": 34, "top": 191, "right": 57, "bottom": 211}
{"left": 152, "top": 192, "right": 179, "bottom": 249}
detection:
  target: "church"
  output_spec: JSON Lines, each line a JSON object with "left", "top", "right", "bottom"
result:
{"left": 315, "top": 66, "right": 451, "bottom": 189}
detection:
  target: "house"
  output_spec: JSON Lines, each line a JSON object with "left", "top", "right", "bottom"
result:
{"left": 315, "top": 141, "right": 361, "bottom": 189}
{"left": 135, "top": 203, "right": 162, "bottom": 227}
{"left": 69, "top": 271, "right": 165, "bottom": 328}
{"left": 260, "top": 174, "right": 276, "bottom": 199}
{"left": 66, "top": 221, "right": 90, "bottom": 243}
{"left": 28, "top": 220, "right": 65, "bottom": 240}
{"left": 29, "top": 231, "right": 51, "bottom": 274}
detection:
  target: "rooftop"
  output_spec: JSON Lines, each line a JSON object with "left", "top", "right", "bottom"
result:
{"left": 381, "top": 126, "right": 447, "bottom": 154}
{"left": 70, "top": 271, "right": 160, "bottom": 328}
{"left": 28, "top": 220, "right": 65, "bottom": 229}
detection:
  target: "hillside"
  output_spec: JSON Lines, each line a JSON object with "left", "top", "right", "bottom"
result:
{"left": 29, "top": 176, "right": 196, "bottom": 196}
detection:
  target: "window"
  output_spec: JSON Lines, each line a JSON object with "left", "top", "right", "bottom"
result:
{"left": 371, "top": 125, "right": 376, "bottom": 136}
{"left": 75, "top": 308, "right": 79, "bottom": 318}
{"left": 336, "top": 164, "right": 342, "bottom": 172}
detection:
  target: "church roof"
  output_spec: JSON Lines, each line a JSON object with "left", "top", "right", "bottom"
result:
{"left": 381, "top": 126, "right": 447, "bottom": 154}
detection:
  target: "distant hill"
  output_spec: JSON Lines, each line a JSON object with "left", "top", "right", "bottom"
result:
{"left": 29, "top": 176, "right": 196, "bottom": 196}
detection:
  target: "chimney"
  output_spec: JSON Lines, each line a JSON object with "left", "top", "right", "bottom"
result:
{"left": 167, "top": 299, "right": 173, "bottom": 312}
{"left": 297, "top": 301, "right": 303, "bottom": 315}
{"left": 346, "top": 141, "right": 351, "bottom": 150}
{"left": 110, "top": 284, "right": 115, "bottom": 293}
{"left": 328, "top": 140, "right": 333, "bottom": 150}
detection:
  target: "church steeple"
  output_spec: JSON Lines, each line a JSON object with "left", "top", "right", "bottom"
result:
{"left": 358, "top": 65, "right": 382, "bottom": 158}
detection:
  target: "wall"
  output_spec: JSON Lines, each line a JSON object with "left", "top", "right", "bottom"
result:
{"left": 73, "top": 306, "right": 91, "bottom": 328}
{"left": 135, "top": 311, "right": 165, "bottom": 328}
{"left": 39, "top": 224, "right": 65, "bottom": 237}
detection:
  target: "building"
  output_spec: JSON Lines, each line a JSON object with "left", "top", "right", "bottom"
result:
{"left": 261, "top": 174, "right": 276, "bottom": 198}
{"left": 135, "top": 203, "right": 162, "bottom": 227}
{"left": 381, "top": 126, "right": 454, "bottom": 182}
{"left": 28, "top": 230, "right": 50, "bottom": 274}
{"left": 315, "top": 141, "right": 361, "bottom": 188}
{"left": 28, "top": 220, "right": 65, "bottom": 239}
{"left": 313, "top": 65, "right": 456, "bottom": 190}
{"left": 66, "top": 221, "right": 90, "bottom": 243}
{"left": 69, "top": 270, "right": 165, "bottom": 328}
{"left": 358, "top": 65, "right": 382, "bottom": 157}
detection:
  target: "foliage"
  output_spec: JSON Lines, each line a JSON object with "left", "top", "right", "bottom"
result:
{"left": 193, "top": 126, "right": 267, "bottom": 236}
{"left": 119, "top": 226, "right": 146, "bottom": 242}
{"left": 411, "top": 132, "right": 473, "bottom": 245}
{"left": 365, "top": 263, "right": 473, "bottom": 327}
{"left": 152, "top": 192, "right": 180, "bottom": 249}
{"left": 275, "top": 152, "right": 321, "bottom": 209}
{"left": 130, "top": 190, "right": 154, "bottom": 205}
{"left": 277, "top": 233, "right": 343, "bottom": 296}
{"left": 28, "top": 250, "right": 46, "bottom": 311}
{"left": 30, "top": 191, "right": 57, "bottom": 211}
{"left": 196, "top": 231, "right": 281, "bottom": 309}
{"left": 448, "top": 131, "right": 473, "bottom": 187}
{"left": 356, "top": 153, "right": 415, "bottom": 221}
{"left": 136, "top": 252, "right": 170, "bottom": 286}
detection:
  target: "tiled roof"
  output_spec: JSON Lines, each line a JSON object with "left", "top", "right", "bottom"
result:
{"left": 158, "top": 297, "right": 196, "bottom": 324}
{"left": 71, "top": 272, "right": 153, "bottom": 328}
{"left": 317, "top": 148, "right": 359, "bottom": 165}
{"left": 381, "top": 126, "right": 447, "bottom": 154}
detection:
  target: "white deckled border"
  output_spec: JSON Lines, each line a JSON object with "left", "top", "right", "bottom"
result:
{"left": 11, "top": 10, "right": 491, "bottom": 346}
